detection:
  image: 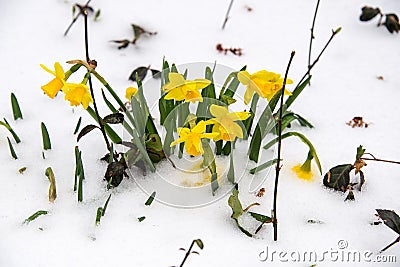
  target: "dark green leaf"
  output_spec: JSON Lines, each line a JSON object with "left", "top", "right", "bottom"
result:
{"left": 94, "top": 9, "right": 101, "bottom": 21}
{"left": 129, "top": 66, "right": 149, "bottom": 82}
{"left": 138, "top": 216, "right": 146, "bottom": 222}
{"left": 249, "top": 212, "right": 272, "bottom": 223}
{"left": 250, "top": 159, "right": 279, "bottom": 174}
{"left": 0, "top": 119, "right": 21, "bottom": 143}
{"left": 211, "top": 173, "right": 219, "bottom": 195}
{"left": 77, "top": 124, "right": 99, "bottom": 142}
{"left": 360, "top": 6, "right": 381, "bottom": 22}
{"left": 105, "top": 162, "right": 126, "bottom": 187}
{"left": 323, "top": 164, "right": 353, "bottom": 192}
{"left": 104, "top": 123, "right": 122, "bottom": 144}
{"left": 23, "top": 210, "right": 48, "bottom": 224}
{"left": 384, "top": 14, "right": 400, "bottom": 34}
{"left": 73, "top": 117, "right": 82, "bottom": 135}
{"left": 227, "top": 152, "right": 235, "bottom": 183}
{"left": 284, "top": 75, "right": 312, "bottom": 110}
{"left": 102, "top": 194, "right": 112, "bottom": 216}
{"left": 376, "top": 209, "right": 400, "bottom": 235}
{"left": 111, "top": 39, "right": 130, "bottom": 49}
{"left": 150, "top": 69, "right": 161, "bottom": 78}
{"left": 11, "top": 93, "right": 23, "bottom": 120}
{"left": 195, "top": 239, "right": 204, "bottom": 250}
{"left": 95, "top": 207, "right": 103, "bottom": 225}
{"left": 41, "top": 122, "right": 51, "bottom": 150}
{"left": 103, "top": 113, "right": 124, "bottom": 124}
{"left": 145, "top": 191, "right": 156, "bottom": 206}
{"left": 7, "top": 137, "right": 18, "bottom": 159}
{"left": 101, "top": 89, "right": 118, "bottom": 113}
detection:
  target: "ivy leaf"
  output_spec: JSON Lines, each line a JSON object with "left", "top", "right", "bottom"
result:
{"left": 384, "top": 14, "right": 400, "bottom": 34}
{"left": 323, "top": 164, "right": 353, "bottom": 192}
{"left": 111, "top": 39, "right": 130, "bottom": 49}
{"left": 145, "top": 134, "right": 165, "bottom": 163}
{"left": 376, "top": 209, "right": 400, "bottom": 235}
{"left": 104, "top": 162, "right": 126, "bottom": 187}
{"left": 77, "top": 124, "right": 99, "bottom": 142}
{"left": 103, "top": 113, "right": 124, "bottom": 124}
{"left": 359, "top": 6, "right": 381, "bottom": 22}
{"left": 129, "top": 66, "right": 149, "bottom": 82}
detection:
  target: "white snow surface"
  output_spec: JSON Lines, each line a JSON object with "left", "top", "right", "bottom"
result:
{"left": 1, "top": 0, "right": 400, "bottom": 266}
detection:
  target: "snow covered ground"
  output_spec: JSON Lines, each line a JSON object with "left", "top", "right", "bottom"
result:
{"left": 1, "top": 0, "right": 400, "bottom": 266}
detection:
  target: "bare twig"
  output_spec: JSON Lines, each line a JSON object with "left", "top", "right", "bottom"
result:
{"left": 272, "top": 51, "right": 296, "bottom": 241}
{"left": 380, "top": 236, "right": 400, "bottom": 252}
{"left": 361, "top": 153, "right": 400, "bottom": 165}
{"left": 64, "top": 0, "right": 92, "bottom": 36}
{"left": 222, "top": 0, "right": 234, "bottom": 30}
{"left": 307, "top": 0, "right": 321, "bottom": 84}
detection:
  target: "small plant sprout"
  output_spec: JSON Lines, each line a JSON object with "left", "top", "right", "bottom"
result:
{"left": 112, "top": 24, "right": 157, "bottom": 49}
{"left": 23, "top": 210, "right": 48, "bottom": 225}
{"left": 375, "top": 209, "right": 400, "bottom": 252}
{"left": 95, "top": 194, "right": 111, "bottom": 225}
{"left": 324, "top": 146, "right": 400, "bottom": 201}
{"left": 41, "top": 122, "right": 51, "bottom": 150}
{"left": 175, "top": 239, "right": 204, "bottom": 267}
{"left": 45, "top": 167, "right": 57, "bottom": 203}
{"left": 7, "top": 137, "right": 18, "bottom": 159}
{"left": 11, "top": 93, "right": 23, "bottom": 120}
{"left": 0, "top": 119, "right": 21, "bottom": 143}
{"left": 145, "top": 191, "right": 156, "bottom": 206}
{"left": 74, "top": 147, "right": 85, "bottom": 202}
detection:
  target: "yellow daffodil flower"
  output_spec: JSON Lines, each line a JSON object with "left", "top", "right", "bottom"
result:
{"left": 206, "top": 104, "right": 251, "bottom": 141}
{"left": 162, "top": 72, "right": 211, "bottom": 103}
{"left": 292, "top": 151, "right": 314, "bottom": 181}
{"left": 237, "top": 70, "right": 293, "bottom": 104}
{"left": 40, "top": 62, "right": 66, "bottom": 98}
{"left": 170, "top": 120, "right": 218, "bottom": 156}
{"left": 125, "top": 87, "right": 138, "bottom": 101}
{"left": 63, "top": 83, "right": 93, "bottom": 109}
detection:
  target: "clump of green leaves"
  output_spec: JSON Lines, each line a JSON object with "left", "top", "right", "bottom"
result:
{"left": 375, "top": 209, "right": 400, "bottom": 252}
{"left": 360, "top": 6, "right": 400, "bottom": 34}
{"left": 323, "top": 145, "right": 400, "bottom": 201}
{"left": 228, "top": 186, "right": 272, "bottom": 237}
{"left": 112, "top": 24, "right": 157, "bottom": 49}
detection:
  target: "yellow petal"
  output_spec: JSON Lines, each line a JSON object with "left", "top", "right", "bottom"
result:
{"left": 227, "top": 111, "right": 251, "bottom": 121}
{"left": 40, "top": 64, "right": 56, "bottom": 76}
{"left": 252, "top": 70, "right": 274, "bottom": 80}
{"left": 201, "top": 132, "right": 219, "bottom": 140}
{"left": 229, "top": 122, "right": 244, "bottom": 139}
{"left": 292, "top": 164, "right": 313, "bottom": 181}
{"left": 237, "top": 71, "right": 251, "bottom": 85}
{"left": 209, "top": 104, "right": 228, "bottom": 119}
{"left": 183, "top": 88, "right": 202, "bottom": 103}
{"left": 192, "top": 79, "right": 211, "bottom": 90}
{"left": 41, "top": 78, "right": 64, "bottom": 98}
{"left": 170, "top": 137, "right": 185, "bottom": 147}
{"left": 125, "top": 87, "right": 138, "bottom": 101}
{"left": 192, "top": 121, "right": 207, "bottom": 134}
{"left": 54, "top": 62, "right": 65, "bottom": 80}
{"left": 243, "top": 87, "right": 255, "bottom": 105}
{"left": 164, "top": 88, "right": 185, "bottom": 101}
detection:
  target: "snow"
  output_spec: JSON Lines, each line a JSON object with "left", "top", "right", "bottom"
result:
{"left": 1, "top": 0, "right": 400, "bottom": 266}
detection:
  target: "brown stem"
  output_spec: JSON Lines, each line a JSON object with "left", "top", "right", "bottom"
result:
{"left": 179, "top": 240, "right": 196, "bottom": 267}
{"left": 296, "top": 27, "right": 341, "bottom": 90}
{"left": 361, "top": 153, "right": 400, "bottom": 165}
{"left": 83, "top": 10, "right": 113, "bottom": 157}
{"left": 221, "top": 0, "right": 234, "bottom": 30}
{"left": 272, "top": 51, "right": 295, "bottom": 241}
{"left": 307, "top": 0, "right": 321, "bottom": 84}
{"left": 64, "top": 0, "right": 92, "bottom": 36}
{"left": 380, "top": 236, "right": 400, "bottom": 252}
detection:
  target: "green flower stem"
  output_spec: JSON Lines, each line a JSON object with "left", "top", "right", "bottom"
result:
{"left": 65, "top": 64, "right": 83, "bottom": 80}
{"left": 300, "top": 151, "right": 313, "bottom": 172}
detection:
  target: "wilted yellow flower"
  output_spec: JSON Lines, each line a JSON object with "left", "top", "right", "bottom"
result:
{"left": 63, "top": 83, "right": 93, "bottom": 109}
{"left": 170, "top": 120, "right": 218, "bottom": 156}
{"left": 162, "top": 72, "right": 211, "bottom": 103}
{"left": 125, "top": 87, "right": 138, "bottom": 101}
{"left": 237, "top": 70, "right": 293, "bottom": 104}
{"left": 292, "top": 151, "right": 314, "bottom": 181}
{"left": 40, "top": 62, "right": 66, "bottom": 98}
{"left": 206, "top": 104, "right": 251, "bottom": 141}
